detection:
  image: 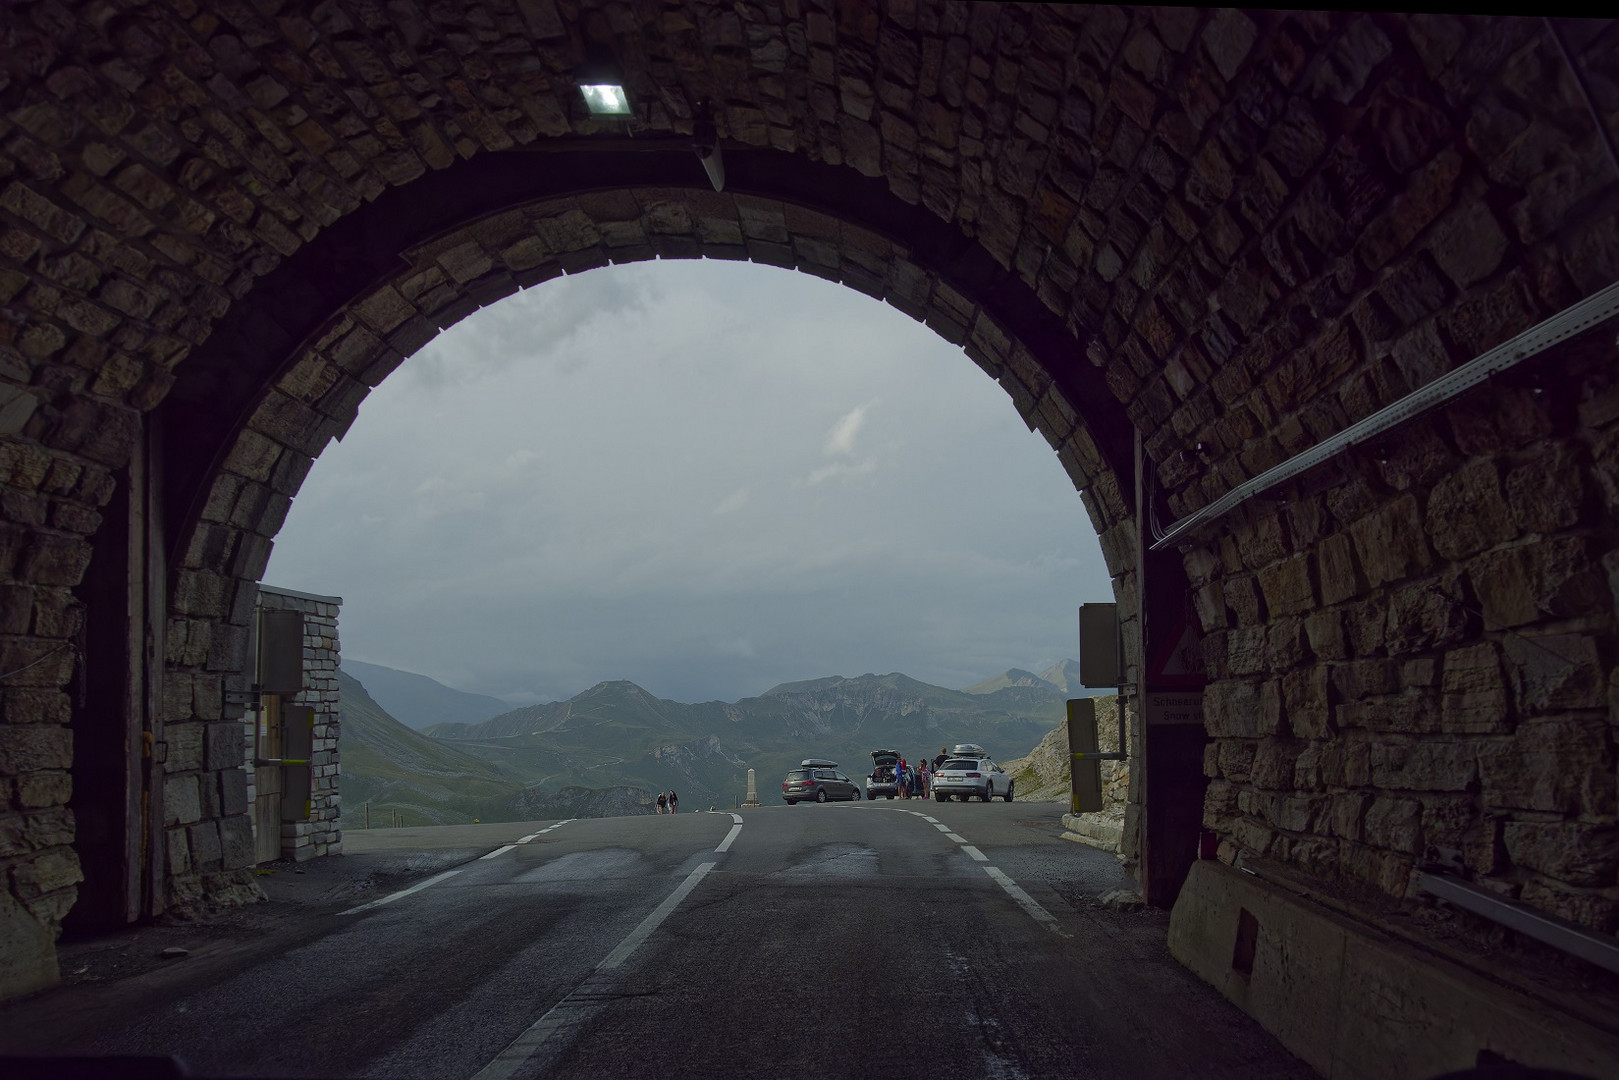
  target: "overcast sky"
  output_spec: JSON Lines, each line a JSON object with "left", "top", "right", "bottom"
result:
{"left": 264, "top": 259, "right": 1114, "bottom": 704}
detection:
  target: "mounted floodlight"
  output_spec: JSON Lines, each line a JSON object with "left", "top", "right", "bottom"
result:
{"left": 693, "top": 101, "right": 725, "bottom": 192}
{"left": 580, "top": 83, "right": 631, "bottom": 116}
{"left": 577, "top": 41, "right": 631, "bottom": 118}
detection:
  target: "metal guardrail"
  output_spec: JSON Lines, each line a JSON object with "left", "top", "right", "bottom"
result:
{"left": 1419, "top": 871, "right": 1619, "bottom": 977}
{"left": 1149, "top": 279, "right": 1619, "bottom": 550}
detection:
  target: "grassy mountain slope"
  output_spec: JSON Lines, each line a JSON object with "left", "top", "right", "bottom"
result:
{"left": 341, "top": 659, "right": 514, "bottom": 731}
{"left": 426, "top": 671, "right": 1064, "bottom": 809}
{"left": 337, "top": 669, "right": 524, "bottom": 825}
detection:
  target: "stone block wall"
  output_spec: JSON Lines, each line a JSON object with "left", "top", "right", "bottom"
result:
{"left": 254, "top": 585, "right": 341, "bottom": 862}
{"left": 1192, "top": 338, "right": 1619, "bottom": 930}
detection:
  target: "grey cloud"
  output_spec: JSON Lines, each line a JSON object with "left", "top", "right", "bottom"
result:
{"left": 267, "top": 258, "right": 1112, "bottom": 705}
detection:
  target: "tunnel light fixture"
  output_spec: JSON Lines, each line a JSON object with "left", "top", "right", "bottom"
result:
{"left": 580, "top": 83, "right": 631, "bottom": 116}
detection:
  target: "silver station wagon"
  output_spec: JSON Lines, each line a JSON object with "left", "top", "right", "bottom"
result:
{"left": 932, "top": 744, "right": 1013, "bottom": 802}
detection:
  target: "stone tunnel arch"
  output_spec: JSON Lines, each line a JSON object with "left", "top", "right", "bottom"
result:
{"left": 135, "top": 153, "right": 1169, "bottom": 926}
{"left": 0, "top": 2, "right": 1614, "bottom": 1023}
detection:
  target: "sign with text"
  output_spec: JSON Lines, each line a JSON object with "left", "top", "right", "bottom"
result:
{"left": 1144, "top": 691, "right": 1204, "bottom": 727}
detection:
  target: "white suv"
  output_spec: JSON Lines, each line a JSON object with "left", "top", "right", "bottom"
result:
{"left": 932, "top": 745, "right": 1011, "bottom": 802}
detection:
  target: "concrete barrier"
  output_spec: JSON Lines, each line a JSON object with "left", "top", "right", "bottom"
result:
{"left": 1168, "top": 860, "right": 1619, "bottom": 1078}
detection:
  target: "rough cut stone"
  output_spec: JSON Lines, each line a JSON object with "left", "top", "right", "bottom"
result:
{"left": 1315, "top": 532, "right": 1363, "bottom": 607}
{"left": 1348, "top": 494, "right": 1431, "bottom": 588}
{"left": 1257, "top": 552, "right": 1315, "bottom": 617}
{"left": 1478, "top": 717, "right": 1615, "bottom": 816}
{"left": 1440, "top": 642, "right": 1510, "bottom": 734}
{"left": 1425, "top": 458, "right": 1516, "bottom": 560}
{"left": 1502, "top": 822, "right": 1619, "bottom": 888}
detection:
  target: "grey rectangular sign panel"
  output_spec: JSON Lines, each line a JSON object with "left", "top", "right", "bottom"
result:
{"left": 1068, "top": 697, "right": 1103, "bottom": 814}
{"left": 259, "top": 609, "right": 305, "bottom": 694}
{"left": 1079, "top": 603, "right": 1120, "bottom": 688}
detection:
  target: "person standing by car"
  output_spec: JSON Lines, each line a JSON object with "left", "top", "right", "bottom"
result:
{"left": 934, "top": 747, "right": 949, "bottom": 772}
{"left": 656, "top": 791, "right": 667, "bottom": 814}
{"left": 669, "top": 790, "right": 679, "bottom": 814}
{"left": 897, "top": 758, "right": 909, "bottom": 799}
{"left": 918, "top": 757, "right": 931, "bottom": 800}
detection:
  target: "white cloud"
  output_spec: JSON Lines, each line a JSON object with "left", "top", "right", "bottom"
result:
{"left": 804, "top": 458, "right": 877, "bottom": 486}
{"left": 713, "top": 487, "right": 749, "bottom": 515}
{"left": 823, "top": 401, "right": 875, "bottom": 456}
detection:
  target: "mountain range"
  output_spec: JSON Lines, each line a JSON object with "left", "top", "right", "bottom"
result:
{"left": 337, "top": 660, "right": 1081, "bottom": 825}
{"left": 340, "top": 658, "right": 515, "bottom": 730}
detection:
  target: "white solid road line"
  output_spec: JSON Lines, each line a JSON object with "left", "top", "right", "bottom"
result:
{"left": 471, "top": 860, "right": 720, "bottom": 1080}
{"left": 479, "top": 845, "right": 518, "bottom": 860}
{"left": 340, "top": 869, "right": 463, "bottom": 916}
{"left": 599, "top": 860, "right": 716, "bottom": 969}
{"left": 985, "top": 866, "right": 1069, "bottom": 937}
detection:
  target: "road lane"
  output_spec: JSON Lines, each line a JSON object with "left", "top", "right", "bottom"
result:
{"left": 527, "top": 804, "right": 1311, "bottom": 1079}
{"left": 0, "top": 804, "right": 1309, "bottom": 1079}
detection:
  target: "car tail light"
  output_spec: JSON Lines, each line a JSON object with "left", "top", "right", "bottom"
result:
{"left": 966, "top": 772, "right": 982, "bottom": 778}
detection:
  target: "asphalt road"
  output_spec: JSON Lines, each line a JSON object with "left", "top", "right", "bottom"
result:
{"left": 0, "top": 800, "right": 1311, "bottom": 1079}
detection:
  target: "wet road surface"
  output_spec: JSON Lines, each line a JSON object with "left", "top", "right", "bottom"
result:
{"left": 0, "top": 801, "right": 1310, "bottom": 1079}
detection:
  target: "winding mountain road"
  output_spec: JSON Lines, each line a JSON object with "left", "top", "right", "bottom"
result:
{"left": 1, "top": 802, "right": 1309, "bottom": 1078}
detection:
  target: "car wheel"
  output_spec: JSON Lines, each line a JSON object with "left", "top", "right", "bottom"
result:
{"left": 816, "top": 789, "right": 828, "bottom": 803}
{"left": 980, "top": 784, "right": 993, "bottom": 802}
{"left": 934, "top": 792, "right": 945, "bottom": 802}
{"left": 852, "top": 788, "right": 862, "bottom": 800}
{"left": 886, "top": 794, "right": 894, "bottom": 800}
{"left": 1004, "top": 782, "right": 1014, "bottom": 803}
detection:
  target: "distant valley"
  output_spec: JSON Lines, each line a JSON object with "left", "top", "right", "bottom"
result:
{"left": 338, "top": 660, "right": 1085, "bottom": 826}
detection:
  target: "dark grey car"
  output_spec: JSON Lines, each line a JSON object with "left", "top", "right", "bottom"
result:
{"left": 781, "top": 760, "right": 862, "bottom": 804}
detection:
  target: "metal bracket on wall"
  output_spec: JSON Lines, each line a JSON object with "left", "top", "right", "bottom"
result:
{"left": 224, "top": 686, "right": 260, "bottom": 708}
{"left": 1149, "top": 278, "right": 1619, "bottom": 551}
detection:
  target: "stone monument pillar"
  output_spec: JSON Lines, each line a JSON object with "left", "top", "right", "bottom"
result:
{"left": 744, "top": 768, "right": 760, "bottom": 807}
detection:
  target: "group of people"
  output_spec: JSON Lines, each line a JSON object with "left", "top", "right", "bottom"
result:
{"left": 654, "top": 790, "right": 679, "bottom": 814}
{"left": 892, "top": 748, "right": 952, "bottom": 800}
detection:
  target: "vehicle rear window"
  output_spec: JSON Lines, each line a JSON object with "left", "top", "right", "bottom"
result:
{"left": 786, "top": 770, "right": 812, "bottom": 781}
{"left": 942, "top": 759, "right": 979, "bottom": 770}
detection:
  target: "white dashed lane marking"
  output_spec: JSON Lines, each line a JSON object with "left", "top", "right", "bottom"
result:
{"left": 985, "top": 866, "right": 1068, "bottom": 937}
{"left": 886, "top": 806, "right": 1068, "bottom": 937}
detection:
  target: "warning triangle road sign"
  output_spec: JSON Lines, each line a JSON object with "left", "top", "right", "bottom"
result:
{"left": 1149, "top": 621, "right": 1205, "bottom": 687}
